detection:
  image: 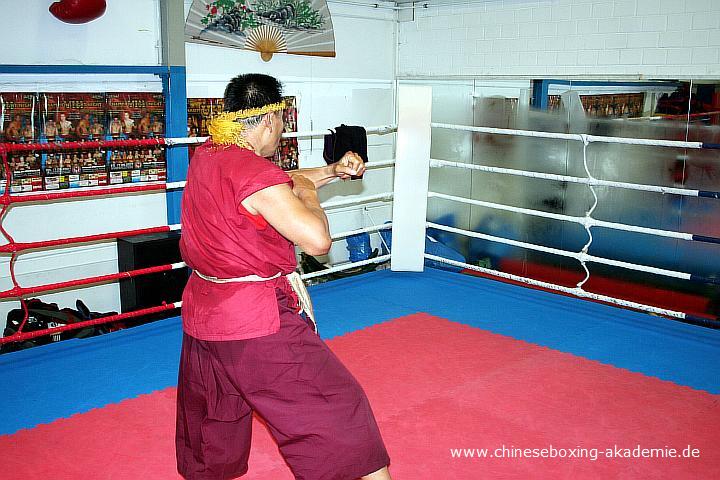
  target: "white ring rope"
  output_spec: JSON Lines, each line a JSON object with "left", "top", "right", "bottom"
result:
{"left": 363, "top": 207, "right": 392, "bottom": 254}
{"left": 321, "top": 192, "right": 394, "bottom": 209}
{"left": 165, "top": 161, "right": 395, "bottom": 191}
{"left": 300, "top": 207, "right": 392, "bottom": 281}
{"left": 163, "top": 125, "right": 397, "bottom": 145}
{"left": 168, "top": 222, "right": 388, "bottom": 242}
{"left": 428, "top": 120, "right": 718, "bottom": 321}
{"left": 430, "top": 159, "right": 703, "bottom": 198}
{"left": 431, "top": 122, "right": 705, "bottom": 149}
{"left": 428, "top": 122, "right": 718, "bottom": 314}
{"left": 165, "top": 228, "right": 388, "bottom": 282}
{"left": 283, "top": 125, "right": 397, "bottom": 139}
{"left": 165, "top": 181, "right": 186, "bottom": 190}
{"left": 426, "top": 221, "right": 692, "bottom": 281}
{"left": 163, "top": 223, "right": 390, "bottom": 281}
{"left": 364, "top": 159, "right": 396, "bottom": 169}
{"left": 159, "top": 137, "right": 207, "bottom": 146}
{"left": 330, "top": 223, "right": 391, "bottom": 240}
{"left": 300, "top": 254, "right": 391, "bottom": 280}
{"left": 427, "top": 192, "right": 695, "bottom": 242}
{"left": 424, "top": 254, "right": 688, "bottom": 320}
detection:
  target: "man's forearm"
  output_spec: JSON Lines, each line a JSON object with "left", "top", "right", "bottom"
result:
{"left": 296, "top": 189, "right": 330, "bottom": 234}
{"left": 290, "top": 165, "right": 337, "bottom": 189}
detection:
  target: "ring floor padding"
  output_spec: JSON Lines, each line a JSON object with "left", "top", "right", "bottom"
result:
{"left": 2, "top": 313, "right": 718, "bottom": 479}
{"left": 1, "top": 268, "right": 719, "bottom": 438}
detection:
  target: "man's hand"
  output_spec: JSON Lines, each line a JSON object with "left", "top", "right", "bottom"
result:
{"left": 287, "top": 152, "right": 366, "bottom": 189}
{"left": 333, "top": 152, "right": 366, "bottom": 180}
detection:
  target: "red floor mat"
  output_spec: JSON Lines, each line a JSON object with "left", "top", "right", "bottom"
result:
{"left": 3, "top": 313, "right": 718, "bottom": 479}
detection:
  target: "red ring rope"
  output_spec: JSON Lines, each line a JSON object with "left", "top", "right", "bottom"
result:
{"left": 0, "top": 263, "right": 180, "bottom": 299}
{"left": 0, "top": 144, "right": 31, "bottom": 334}
{"left": 0, "top": 137, "right": 169, "bottom": 206}
{"left": 0, "top": 183, "right": 167, "bottom": 205}
{"left": 0, "top": 302, "right": 181, "bottom": 345}
{"left": 0, "top": 223, "right": 182, "bottom": 340}
{"left": 2, "top": 138, "right": 166, "bottom": 153}
{"left": 0, "top": 139, "right": 181, "bottom": 345}
{"left": 0, "top": 225, "right": 171, "bottom": 253}
{"left": 660, "top": 110, "right": 720, "bottom": 120}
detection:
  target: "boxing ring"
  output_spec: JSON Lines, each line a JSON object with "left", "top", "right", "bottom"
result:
{"left": 1, "top": 86, "right": 719, "bottom": 479}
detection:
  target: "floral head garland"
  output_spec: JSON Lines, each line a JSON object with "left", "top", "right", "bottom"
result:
{"left": 207, "top": 100, "right": 286, "bottom": 147}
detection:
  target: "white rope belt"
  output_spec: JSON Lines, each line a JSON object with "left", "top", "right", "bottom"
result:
{"left": 194, "top": 270, "right": 317, "bottom": 333}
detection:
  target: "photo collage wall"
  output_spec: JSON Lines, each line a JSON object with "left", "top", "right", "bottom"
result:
{"left": 0, "top": 92, "right": 166, "bottom": 193}
{"left": 187, "top": 96, "right": 299, "bottom": 170}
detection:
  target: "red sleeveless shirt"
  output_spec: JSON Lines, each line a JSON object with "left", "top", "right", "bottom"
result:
{"left": 180, "top": 142, "right": 296, "bottom": 341}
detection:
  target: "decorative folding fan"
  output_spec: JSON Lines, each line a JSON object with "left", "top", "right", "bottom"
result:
{"left": 185, "top": 0, "right": 335, "bottom": 61}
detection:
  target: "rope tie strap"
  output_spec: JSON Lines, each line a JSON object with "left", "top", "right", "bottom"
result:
{"left": 578, "top": 133, "right": 598, "bottom": 291}
{"left": 193, "top": 269, "right": 317, "bottom": 333}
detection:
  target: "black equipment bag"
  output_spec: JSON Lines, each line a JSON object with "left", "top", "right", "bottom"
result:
{"left": 1, "top": 299, "right": 116, "bottom": 353}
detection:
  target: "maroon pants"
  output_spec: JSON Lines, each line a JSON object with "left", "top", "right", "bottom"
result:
{"left": 176, "top": 289, "right": 389, "bottom": 480}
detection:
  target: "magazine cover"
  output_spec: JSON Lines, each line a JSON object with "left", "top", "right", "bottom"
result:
{"left": 186, "top": 96, "right": 297, "bottom": 169}
{"left": 187, "top": 97, "right": 225, "bottom": 137}
{"left": 273, "top": 95, "right": 298, "bottom": 170}
{"left": 187, "top": 97, "right": 224, "bottom": 156}
{"left": 1, "top": 151, "right": 42, "bottom": 193}
{"left": 140, "top": 146, "right": 167, "bottom": 183}
{"left": 109, "top": 148, "right": 139, "bottom": 184}
{"left": 1, "top": 93, "right": 38, "bottom": 143}
{"left": 40, "top": 93, "right": 106, "bottom": 142}
{"left": 0, "top": 93, "right": 42, "bottom": 193}
{"left": 107, "top": 93, "right": 165, "bottom": 139}
{"left": 78, "top": 149, "right": 109, "bottom": 187}
{"left": 109, "top": 147, "right": 166, "bottom": 184}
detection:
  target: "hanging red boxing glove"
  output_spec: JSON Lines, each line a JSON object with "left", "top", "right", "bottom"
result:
{"left": 49, "top": 0, "right": 107, "bottom": 24}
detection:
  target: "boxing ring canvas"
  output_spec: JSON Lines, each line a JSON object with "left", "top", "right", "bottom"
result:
{"left": 2, "top": 269, "right": 719, "bottom": 478}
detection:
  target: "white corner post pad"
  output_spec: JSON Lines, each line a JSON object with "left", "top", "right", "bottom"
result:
{"left": 391, "top": 85, "right": 432, "bottom": 272}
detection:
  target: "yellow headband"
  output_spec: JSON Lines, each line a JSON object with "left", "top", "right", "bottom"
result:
{"left": 207, "top": 101, "right": 286, "bottom": 147}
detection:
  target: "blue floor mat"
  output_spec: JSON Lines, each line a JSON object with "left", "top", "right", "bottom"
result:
{"left": 1, "top": 268, "right": 718, "bottom": 435}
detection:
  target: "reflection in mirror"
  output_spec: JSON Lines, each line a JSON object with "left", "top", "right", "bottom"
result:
{"left": 428, "top": 78, "right": 719, "bottom": 322}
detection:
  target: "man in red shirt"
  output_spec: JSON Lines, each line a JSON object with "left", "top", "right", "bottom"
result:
{"left": 176, "top": 73, "right": 391, "bottom": 480}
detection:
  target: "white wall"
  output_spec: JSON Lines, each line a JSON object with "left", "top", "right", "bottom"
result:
{"left": 398, "top": 0, "right": 720, "bottom": 78}
{"left": 0, "top": 0, "right": 165, "bottom": 323}
{"left": 0, "top": 1, "right": 397, "bottom": 325}
{"left": 185, "top": 1, "right": 398, "bottom": 265}
{"left": 1, "top": 0, "right": 162, "bottom": 66}
{"left": 3, "top": 0, "right": 719, "bottom": 329}
{"left": 0, "top": 194, "right": 169, "bottom": 317}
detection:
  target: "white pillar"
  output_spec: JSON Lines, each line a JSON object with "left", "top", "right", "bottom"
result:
{"left": 390, "top": 85, "right": 432, "bottom": 272}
